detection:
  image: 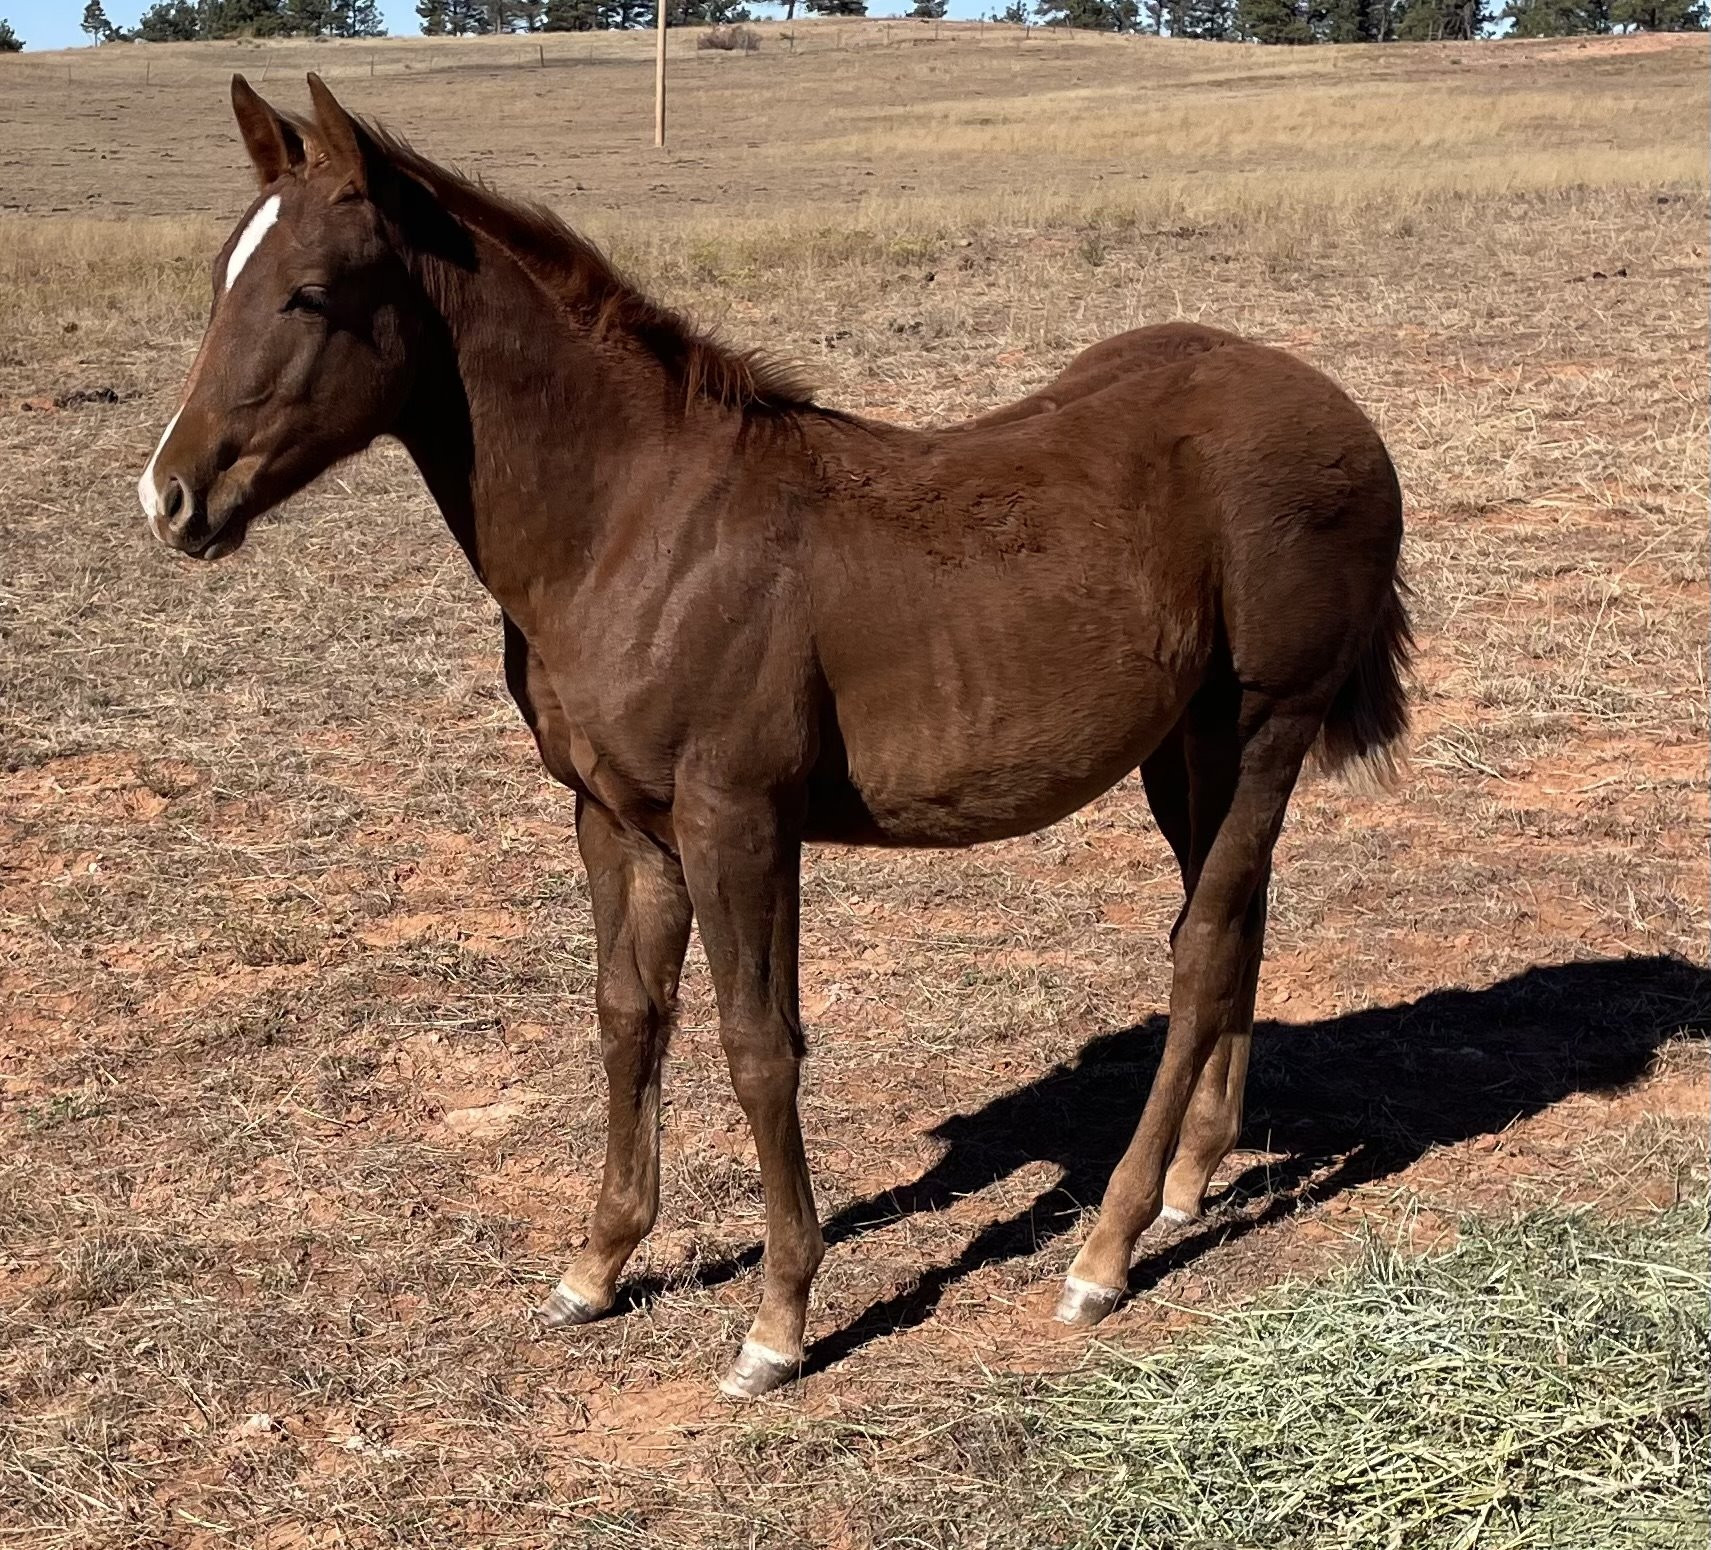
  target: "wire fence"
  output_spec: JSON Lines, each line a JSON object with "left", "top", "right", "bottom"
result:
{"left": 0, "top": 19, "right": 1137, "bottom": 88}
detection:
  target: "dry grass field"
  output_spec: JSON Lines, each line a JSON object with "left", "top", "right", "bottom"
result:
{"left": 2, "top": 24, "right": 1707, "bottom": 1549}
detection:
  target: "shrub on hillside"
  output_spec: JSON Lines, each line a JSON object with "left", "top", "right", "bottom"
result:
{"left": 697, "top": 22, "right": 760, "bottom": 48}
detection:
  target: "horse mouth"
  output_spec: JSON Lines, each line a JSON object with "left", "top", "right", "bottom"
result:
{"left": 181, "top": 511, "right": 251, "bottom": 561}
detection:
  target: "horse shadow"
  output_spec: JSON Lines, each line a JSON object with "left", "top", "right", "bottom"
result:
{"left": 786, "top": 952, "right": 1709, "bottom": 1375}
{"left": 612, "top": 954, "right": 1706, "bottom": 1371}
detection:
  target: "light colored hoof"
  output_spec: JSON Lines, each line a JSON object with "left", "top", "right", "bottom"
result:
{"left": 717, "top": 1340, "right": 800, "bottom": 1401}
{"left": 1158, "top": 1205, "right": 1196, "bottom": 1227}
{"left": 532, "top": 1279, "right": 602, "bottom": 1331}
{"left": 1053, "top": 1274, "right": 1124, "bottom": 1328}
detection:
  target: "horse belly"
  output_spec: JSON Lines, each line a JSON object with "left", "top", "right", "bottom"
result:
{"left": 823, "top": 613, "right": 1198, "bottom": 847}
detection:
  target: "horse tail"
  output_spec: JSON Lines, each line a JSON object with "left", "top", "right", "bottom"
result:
{"left": 1315, "top": 571, "right": 1414, "bottom": 785}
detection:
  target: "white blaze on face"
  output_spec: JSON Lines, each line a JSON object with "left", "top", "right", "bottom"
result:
{"left": 138, "top": 193, "right": 282, "bottom": 529}
{"left": 224, "top": 193, "right": 282, "bottom": 292}
{"left": 136, "top": 405, "right": 182, "bottom": 533}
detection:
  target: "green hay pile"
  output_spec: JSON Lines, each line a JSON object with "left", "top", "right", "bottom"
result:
{"left": 1021, "top": 1207, "right": 1708, "bottom": 1550}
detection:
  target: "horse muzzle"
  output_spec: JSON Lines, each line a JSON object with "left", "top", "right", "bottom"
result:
{"left": 139, "top": 466, "right": 250, "bottom": 560}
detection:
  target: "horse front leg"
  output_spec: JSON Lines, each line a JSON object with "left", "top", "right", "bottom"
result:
{"left": 536, "top": 795, "right": 692, "bottom": 1328}
{"left": 675, "top": 787, "right": 823, "bottom": 1400}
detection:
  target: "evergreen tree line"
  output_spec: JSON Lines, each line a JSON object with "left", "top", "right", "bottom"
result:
{"left": 413, "top": 0, "right": 904, "bottom": 31}
{"left": 80, "top": 0, "right": 386, "bottom": 42}
{"left": 65, "top": 0, "right": 1702, "bottom": 47}
{"left": 448, "top": 0, "right": 1699, "bottom": 40}
{"left": 1024, "top": 0, "right": 1701, "bottom": 38}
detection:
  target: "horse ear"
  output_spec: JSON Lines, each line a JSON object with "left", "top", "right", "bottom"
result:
{"left": 231, "top": 74, "right": 304, "bottom": 187}
{"left": 305, "top": 72, "right": 373, "bottom": 200}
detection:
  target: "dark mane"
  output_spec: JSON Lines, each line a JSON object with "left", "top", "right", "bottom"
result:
{"left": 349, "top": 119, "right": 818, "bottom": 416}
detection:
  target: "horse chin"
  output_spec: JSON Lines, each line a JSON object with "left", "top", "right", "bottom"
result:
{"left": 185, "top": 464, "right": 268, "bottom": 560}
{"left": 186, "top": 511, "right": 251, "bottom": 561}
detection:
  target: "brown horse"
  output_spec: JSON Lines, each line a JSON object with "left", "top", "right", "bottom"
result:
{"left": 138, "top": 75, "right": 1410, "bottom": 1400}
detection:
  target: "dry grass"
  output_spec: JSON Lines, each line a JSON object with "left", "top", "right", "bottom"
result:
{"left": 1, "top": 26, "right": 1707, "bottom": 1550}
{"left": 1017, "top": 1203, "right": 1708, "bottom": 1550}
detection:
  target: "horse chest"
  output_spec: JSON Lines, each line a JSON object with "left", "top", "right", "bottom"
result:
{"left": 507, "top": 624, "right": 675, "bottom": 829}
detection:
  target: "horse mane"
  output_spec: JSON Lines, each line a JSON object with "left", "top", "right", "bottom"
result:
{"left": 324, "top": 116, "right": 818, "bottom": 416}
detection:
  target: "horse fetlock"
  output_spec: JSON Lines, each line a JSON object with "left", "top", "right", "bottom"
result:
{"left": 1161, "top": 1153, "right": 1223, "bottom": 1220}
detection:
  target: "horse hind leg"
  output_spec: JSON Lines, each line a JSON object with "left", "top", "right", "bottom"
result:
{"left": 1130, "top": 707, "right": 1264, "bottom": 1224}
{"left": 1159, "top": 886, "right": 1262, "bottom": 1225}
{"left": 1056, "top": 689, "right": 1316, "bottom": 1327}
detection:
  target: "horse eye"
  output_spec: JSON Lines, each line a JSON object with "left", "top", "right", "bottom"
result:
{"left": 284, "top": 285, "right": 331, "bottom": 315}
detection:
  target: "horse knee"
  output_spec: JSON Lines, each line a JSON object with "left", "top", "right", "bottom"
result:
{"left": 597, "top": 980, "right": 668, "bottom": 1054}
{"left": 720, "top": 1026, "right": 801, "bottom": 1104}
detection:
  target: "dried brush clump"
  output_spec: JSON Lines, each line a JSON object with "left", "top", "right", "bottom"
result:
{"left": 697, "top": 24, "right": 761, "bottom": 52}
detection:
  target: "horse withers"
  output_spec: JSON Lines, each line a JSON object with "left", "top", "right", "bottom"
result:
{"left": 138, "top": 75, "right": 1410, "bottom": 1400}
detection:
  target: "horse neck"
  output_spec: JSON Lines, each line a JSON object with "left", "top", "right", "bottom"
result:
{"left": 394, "top": 228, "right": 682, "bottom": 617}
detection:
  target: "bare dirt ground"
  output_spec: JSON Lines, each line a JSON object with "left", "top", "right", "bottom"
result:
{"left": 1, "top": 27, "right": 1707, "bottom": 1549}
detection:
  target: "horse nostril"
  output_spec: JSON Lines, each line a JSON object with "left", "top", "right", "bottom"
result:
{"left": 161, "top": 477, "right": 187, "bottom": 526}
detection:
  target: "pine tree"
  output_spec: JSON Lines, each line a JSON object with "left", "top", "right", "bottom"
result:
{"left": 1501, "top": 0, "right": 1606, "bottom": 31}
{"left": 0, "top": 16, "right": 22, "bottom": 48}
{"left": 1392, "top": 0, "right": 1488, "bottom": 33}
{"left": 336, "top": 0, "right": 387, "bottom": 33}
{"left": 1176, "top": 0, "right": 1233, "bottom": 35}
{"left": 1320, "top": 0, "right": 1388, "bottom": 36}
{"left": 441, "top": 0, "right": 487, "bottom": 30}
{"left": 138, "top": 0, "right": 202, "bottom": 37}
{"left": 203, "top": 0, "right": 291, "bottom": 35}
{"left": 81, "top": 0, "right": 114, "bottom": 39}
{"left": 542, "top": 0, "right": 599, "bottom": 26}
{"left": 1237, "top": 0, "right": 1312, "bottom": 36}
{"left": 910, "top": 0, "right": 949, "bottom": 15}
{"left": 281, "top": 0, "right": 335, "bottom": 32}
{"left": 804, "top": 0, "right": 868, "bottom": 14}
{"left": 669, "top": 0, "right": 750, "bottom": 18}
{"left": 515, "top": 0, "right": 546, "bottom": 24}
{"left": 1610, "top": 0, "right": 1704, "bottom": 23}
{"left": 1036, "top": 0, "right": 1138, "bottom": 25}
{"left": 418, "top": 0, "right": 448, "bottom": 30}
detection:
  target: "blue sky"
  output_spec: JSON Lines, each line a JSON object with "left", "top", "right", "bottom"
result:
{"left": 7, "top": 1, "right": 989, "bottom": 51}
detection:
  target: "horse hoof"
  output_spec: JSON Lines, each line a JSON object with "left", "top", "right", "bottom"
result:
{"left": 717, "top": 1340, "right": 800, "bottom": 1401}
{"left": 532, "top": 1280, "right": 602, "bottom": 1331}
{"left": 1158, "top": 1205, "right": 1196, "bottom": 1226}
{"left": 1053, "top": 1274, "right": 1124, "bottom": 1328}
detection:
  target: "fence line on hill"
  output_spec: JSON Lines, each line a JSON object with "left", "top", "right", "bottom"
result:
{"left": 0, "top": 22, "right": 1136, "bottom": 91}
